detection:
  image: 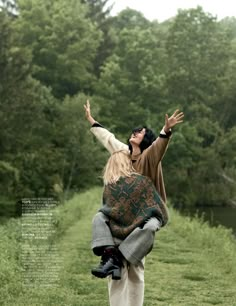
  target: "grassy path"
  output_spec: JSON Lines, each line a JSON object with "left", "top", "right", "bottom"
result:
{"left": 1, "top": 187, "right": 236, "bottom": 305}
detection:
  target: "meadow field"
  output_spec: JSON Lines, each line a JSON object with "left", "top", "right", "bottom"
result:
{"left": 0, "top": 187, "right": 236, "bottom": 306}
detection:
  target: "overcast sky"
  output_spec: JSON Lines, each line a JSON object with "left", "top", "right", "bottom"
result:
{"left": 108, "top": 0, "right": 236, "bottom": 22}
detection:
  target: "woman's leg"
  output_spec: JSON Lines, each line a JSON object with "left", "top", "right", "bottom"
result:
{"left": 91, "top": 212, "right": 115, "bottom": 255}
{"left": 91, "top": 213, "right": 123, "bottom": 279}
{"left": 92, "top": 214, "right": 161, "bottom": 260}
{"left": 118, "top": 217, "right": 161, "bottom": 264}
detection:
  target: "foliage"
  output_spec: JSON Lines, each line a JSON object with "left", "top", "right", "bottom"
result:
{"left": 94, "top": 10, "right": 169, "bottom": 132}
{"left": 54, "top": 93, "right": 107, "bottom": 196}
{"left": 16, "top": 0, "right": 102, "bottom": 98}
{"left": 0, "top": 12, "right": 58, "bottom": 214}
{"left": 0, "top": 3, "right": 236, "bottom": 216}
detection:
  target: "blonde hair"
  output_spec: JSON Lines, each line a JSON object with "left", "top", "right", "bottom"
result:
{"left": 103, "top": 150, "right": 136, "bottom": 185}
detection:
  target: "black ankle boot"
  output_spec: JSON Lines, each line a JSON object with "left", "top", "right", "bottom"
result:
{"left": 91, "top": 246, "right": 123, "bottom": 280}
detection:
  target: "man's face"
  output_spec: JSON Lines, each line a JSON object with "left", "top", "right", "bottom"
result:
{"left": 129, "top": 128, "right": 146, "bottom": 146}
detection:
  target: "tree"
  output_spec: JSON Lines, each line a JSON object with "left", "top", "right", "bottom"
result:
{"left": 81, "top": 0, "right": 117, "bottom": 77}
{"left": 81, "top": 0, "right": 113, "bottom": 22}
{"left": 16, "top": 0, "right": 102, "bottom": 98}
{"left": 166, "top": 6, "right": 230, "bottom": 112}
{"left": 53, "top": 93, "right": 108, "bottom": 198}
{"left": 94, "top": 10, "right": 169, "bottom": 133}
{"left": 0, "top": 12, "right": 63, "bottom": 216}
{"left": 160, "top": 7, "right": 236, "bottom": 206}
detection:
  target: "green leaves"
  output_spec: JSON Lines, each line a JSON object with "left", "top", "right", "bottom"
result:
{"left": 16, "top": 0, "right": 102, "bottom": 98}
{"left": 0, "top": 3, "right": 236, "bottom": 215}
{"left": 166, "top": 6, "right": 230, "bottom": 106}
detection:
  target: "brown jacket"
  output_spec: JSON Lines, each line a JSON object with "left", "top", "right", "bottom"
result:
{"left": 90, "top": 124, "right": 171, "bottom": 202}
{"left": 131, "top": 136, "right": 169, "bottom": 203}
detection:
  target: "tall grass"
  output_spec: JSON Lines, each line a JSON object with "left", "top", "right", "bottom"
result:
{"left": 0, "top": 187, "right": 235, "bottom": 305}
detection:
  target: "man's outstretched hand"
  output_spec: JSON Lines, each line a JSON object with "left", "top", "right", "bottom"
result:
{"left": 84, "top": 100, "right": 96, "bottom": 125}
{"left": 164, "top": 110, "right": 184, "bottom": 133}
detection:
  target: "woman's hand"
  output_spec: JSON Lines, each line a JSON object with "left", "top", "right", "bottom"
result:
{"left": 84, "top": 100, "right": 96, "bottom": 125}
{"left": 164, "top": 110, "right": 184, "bottom": 133}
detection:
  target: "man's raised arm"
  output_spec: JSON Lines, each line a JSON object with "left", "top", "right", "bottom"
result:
{"left": 84, "top": 100, "right": 128, "bottom": 154}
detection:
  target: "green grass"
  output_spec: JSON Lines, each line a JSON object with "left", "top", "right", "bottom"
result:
{"left": 0, "top": 187, "right": 236, "bottom": 306}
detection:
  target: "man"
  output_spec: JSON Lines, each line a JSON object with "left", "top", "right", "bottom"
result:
{"left": 84, "top": 100, "right": 184, "bottom": 306}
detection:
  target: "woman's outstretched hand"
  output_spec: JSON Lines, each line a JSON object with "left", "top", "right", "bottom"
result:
{"left": 164, "top": 110, "right": 184, "bottom": 133}
{"left": 84, "top": 100, "right": 96, "bottom": 125}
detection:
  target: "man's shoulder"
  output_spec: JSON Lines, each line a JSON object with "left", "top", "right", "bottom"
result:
{"left": 131, "top": 173, "right": 151, "bottom": 183}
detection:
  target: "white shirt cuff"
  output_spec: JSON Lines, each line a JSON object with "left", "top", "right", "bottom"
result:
{"left": 160, "top": 128, "right": 171, "bottom": 135}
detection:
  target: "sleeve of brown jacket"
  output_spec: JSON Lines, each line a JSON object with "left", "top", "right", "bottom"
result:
{"left": 143, "top": 134, "right": 171, "bottom": 167}
{"left": 138, "top": 134, "right": 172, "bottom": 203}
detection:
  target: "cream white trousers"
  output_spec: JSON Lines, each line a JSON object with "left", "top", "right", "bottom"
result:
{"left": 108, "top": 258, "right": 145, "bottom": 306}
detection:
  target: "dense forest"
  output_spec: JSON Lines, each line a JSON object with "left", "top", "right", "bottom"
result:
{"left": 1, "top": 0, "right": 236, "bottom": 218}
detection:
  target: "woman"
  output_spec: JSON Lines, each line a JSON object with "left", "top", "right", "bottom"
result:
{"left": 92, "top": 150, "right": 168, "bottom": 303}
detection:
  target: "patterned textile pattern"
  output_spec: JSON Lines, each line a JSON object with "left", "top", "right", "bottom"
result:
{"left": 100, "top": 174, "right": 169, "bottom": 239}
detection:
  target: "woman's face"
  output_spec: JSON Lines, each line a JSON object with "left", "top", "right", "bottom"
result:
{"left": 129, "top": 128, "right": 146, "bottom": 146}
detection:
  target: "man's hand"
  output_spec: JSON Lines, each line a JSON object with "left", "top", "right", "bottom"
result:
{"left": 164, "top": 110, "right": 184, "bottom": 133}
{"left": 84, "top": 100, "right": 96, "bottom": 125}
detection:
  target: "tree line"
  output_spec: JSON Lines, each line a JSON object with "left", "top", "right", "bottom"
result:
{"left": 0, "top": 0, "right": 236, "bottom": 218}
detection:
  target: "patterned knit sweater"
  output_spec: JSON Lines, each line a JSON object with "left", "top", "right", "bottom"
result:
{"left": 100, "top": 174, "right": 169, "bottom": 239}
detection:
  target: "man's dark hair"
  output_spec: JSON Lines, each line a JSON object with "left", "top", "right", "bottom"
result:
{"left": 128, "top": 126, "right": 156, "bottom": 153}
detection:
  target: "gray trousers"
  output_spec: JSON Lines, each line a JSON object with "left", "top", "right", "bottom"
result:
{"left": 91, "top": 212, "right": 161, "bottom": 265}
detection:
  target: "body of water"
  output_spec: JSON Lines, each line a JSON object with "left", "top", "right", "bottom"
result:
{"left": 179, "top": 205, "right": 236, "bottom": 236}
